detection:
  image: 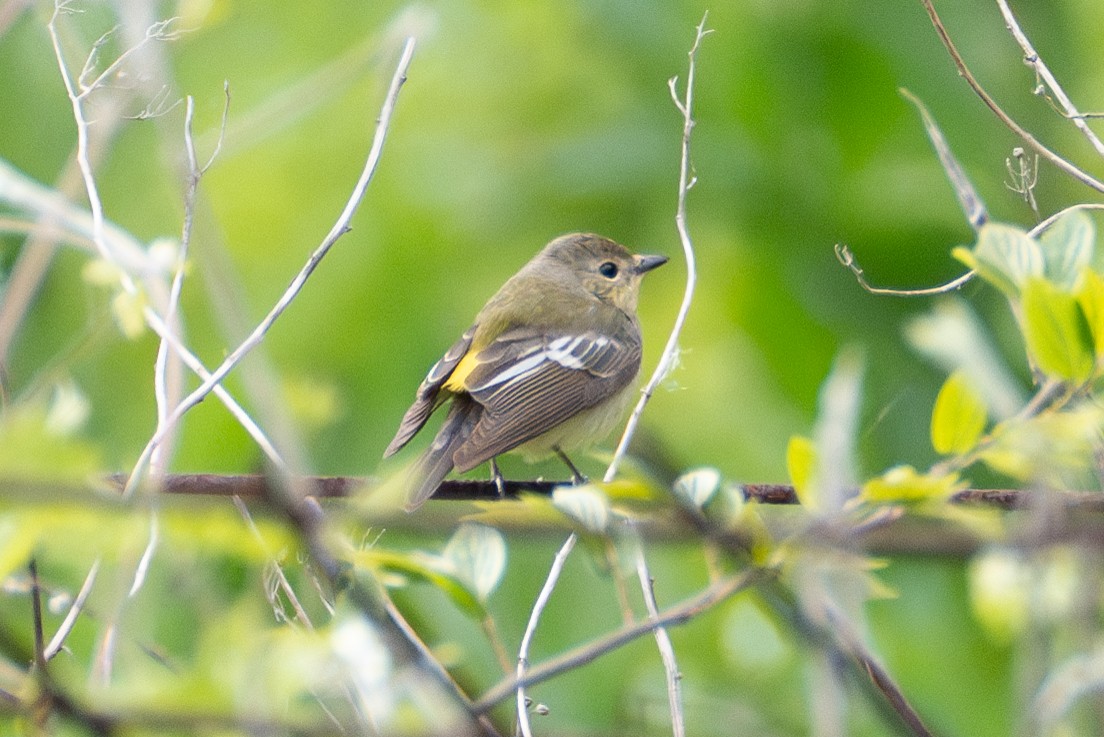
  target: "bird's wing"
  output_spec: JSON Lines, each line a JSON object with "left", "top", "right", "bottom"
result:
{"left": 384, "top": 326, "right": 476, "bottom": 457}
{"left": 451, "top": 327, "right": 641, "bottom": 472}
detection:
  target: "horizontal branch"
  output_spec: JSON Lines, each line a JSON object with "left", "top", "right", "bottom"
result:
{"left": 97, "top": 475, "right": 1104, "bottom": 513}
{"left": 0, "top": 475, "right": 1071, "bottom": 556}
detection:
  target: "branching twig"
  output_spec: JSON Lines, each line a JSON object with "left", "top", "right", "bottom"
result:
{"left": 516, "top": 533, "right": 577, "bottom": 737}
{"left": 122, "top": 37, "right": 416, "bottom": 496}
{"left": 995, "top": 0, "right": 1104, "bottom": 158}
{"left": 604, "top": 14, "right": 710, "bottom": 482}
{"left": 476, "top": 568, "right": 764, "bottom": 713}
{"left": 918, "top": 0, "right": 1104, "bottom": 194}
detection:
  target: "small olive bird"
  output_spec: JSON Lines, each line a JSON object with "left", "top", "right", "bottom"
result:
{"left": 385, "top": 233, "right": 667, "bottom": 510}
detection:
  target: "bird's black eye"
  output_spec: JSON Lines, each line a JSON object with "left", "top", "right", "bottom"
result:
{"left": 598, "top": 261, "right": 619, "bottom": 279}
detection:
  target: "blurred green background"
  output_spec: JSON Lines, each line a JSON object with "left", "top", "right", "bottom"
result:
{"left": 3, "top": 0, "right": 1103, "bottom": 734}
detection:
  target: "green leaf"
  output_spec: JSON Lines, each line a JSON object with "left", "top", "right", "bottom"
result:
{"left": 358, "top": 549, "right": 484, "bottom": 618}
{"left": 930, "top": 371, "right": 987, "bottom": 455}
{"left": 441, "top": 523, "right": 506, "bottom": 602}
{"left": 551, "top": 485, "right": 610, "bottom": 533}
{"left": 966, "top": 222, "right": 1043, "bottom": 296}
{"left": 672, "top": 467, "right": 722, "bottom": 509}
{"left": 1076, "top": 267, "right": 1104, "bottom": 359}
{"left": 1039, "top": 209, "right": 1095, "bottom": 289}
{"left": 1022, "top": 278, "right": 1095, "bottom": 381}
{"left": 786, "top": 435, "right": 819, "bottom": 511}
{"left": 860, "top": 465, "right": 964, "bottom": 503}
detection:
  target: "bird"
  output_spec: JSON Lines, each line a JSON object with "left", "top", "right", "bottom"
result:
{"left": 384, "top": 233, "right": 667, "bottom": 510}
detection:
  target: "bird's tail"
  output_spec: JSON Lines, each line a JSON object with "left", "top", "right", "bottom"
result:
{"left": 403, "top": 397, "right": 481, "bottom": 511}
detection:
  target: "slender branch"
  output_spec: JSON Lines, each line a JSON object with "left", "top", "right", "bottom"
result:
{"left": 44, "top": 559, "right": 101, "bottom": 660}
{"left": 835, "top": 243, "right": 975, "bottom": 297}
{"left": 995, "top": 0, "right": 1104, "bottom": 158}
{"left": 604, "top": 14, "right": 711, "bottom": 482}
{"left": 918, "top": 0, "right": 1104, "bottom": 194}
{"left": 634, "top": 537, "right": 684, "bottom": 737}
{"left": 475, "top": 568, "right": 764, "bottom": 712}
{"left": 122, "top": 37, "right": 416, "bottom": 496}
{"left": 516, "top": 533, "right": 577, "bottom": 737}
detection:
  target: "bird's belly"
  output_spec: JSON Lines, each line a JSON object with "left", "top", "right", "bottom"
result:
{"left": 512, "top": 382, "right": 636, "bottom": 462}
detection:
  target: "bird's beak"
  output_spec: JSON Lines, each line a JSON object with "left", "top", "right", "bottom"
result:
{"left": 634, "top": 254, "right": 669, "bottom": 274}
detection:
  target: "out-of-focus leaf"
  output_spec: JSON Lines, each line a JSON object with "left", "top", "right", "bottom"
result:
{"left": 552, "top": 485, "right": 610, "bottom": 533}
{"left": 860, "top": 465, "right": 964, "bottom": 503}
{"left": 786, "top": 435, "right": 818, "bottom": 512}
{"left": 441, "top": 523, "right": 506, "bottom": 602}
{"left": 0, "top": 405, "right": 101, "bottom": 482}
{"left": 1022, "top": 278, "right": 1094, "bottom": 381}
{"left": 906, "top": 299, "right": 1026, "bottom": 419}
{"left": 956, "top": 222, "right": 1042, "bottom": 297}
{"left": 1039, "top": 209, "right": 1094, "bottom": 289}
{"left": 1076, "top": 267, "right": 1104, "bottom": 358}
{"left": 111, "top": 289, "right": 148, "bottom": 340}
{"left": 979, "top": 404, "right": 1104, "bottom": 483}
{"left": 355, "top": 548, "right": 483, "bottom": 618}
{"left": 930, "top": 371, "right": 987, "bottom": 455}
{"left": 0, "top": 514, "right": 43, "bottom": 580}
{"left": 673, "top": 467, "right": 722, "bottom": 509}
{"left": 968, "top": 550, "right": 1029, "bottom": 643}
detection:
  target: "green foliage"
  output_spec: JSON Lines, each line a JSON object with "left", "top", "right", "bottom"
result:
{"left": 3, "top": 1, "right": 1104, "bottom": 736}
{"left": 930, "top": 371, "right": 987, "bottom": 456}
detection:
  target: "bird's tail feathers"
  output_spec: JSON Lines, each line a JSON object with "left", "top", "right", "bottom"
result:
{"left": 403, "top": 399, "right": 480, "bottom": 511}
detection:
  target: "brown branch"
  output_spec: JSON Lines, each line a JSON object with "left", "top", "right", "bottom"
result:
{"left": 97, "top": 474, "right": 1104, "bottom": 512}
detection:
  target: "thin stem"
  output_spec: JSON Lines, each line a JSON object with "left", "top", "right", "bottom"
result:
{"left": 123, "top": 37, "right": 416, "bottom": 496}
{"left": 605, "top": 13, "right": 710, "bottom": 482}
{"left": 919, "top": 0, "right": 1104, "bottom": 194}
{"left": 995, "top": 0, "right": 1104, "bottom": 158}
{"left": 516, "top": 533, "right": 577, "bottom": 737}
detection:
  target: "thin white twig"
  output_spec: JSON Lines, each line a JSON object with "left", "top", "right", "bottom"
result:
{"left": 516, "top": 533, "right": 577, "bottom": 737}
{"left": 633, "top": 534, "right": 684, "bottom": 737}
{"left": 604, "top": 14, "right": 710, "bottom": 483}
{"left": 44, "top": 558, "right": 101, "bottom": 660}
{"left": 996, "top": 0, "right": 1104, "bottom": 158}
{"left": 122, "top": 37, "right": 417, "bottom": 497}
{"left": 127, "top": 511, "right": 159, "bottom": 596}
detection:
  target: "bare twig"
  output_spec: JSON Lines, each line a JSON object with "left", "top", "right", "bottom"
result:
{"left": 516, "top": 533, "right": 577, "bottom": 737}
{"left": 476, "top": 568, "right": 764, "bottom": 712}
{"left": 918, "top": 0, "right": 1104, "bottom": 194}
{"left": 633, "top": 537, "right": 684, "bottom": 737}
{"left": 604, "top": 14, "right": 710, "bottom": 482}
{"left": 44, "top": 559, "right": 101, "bottom": 661}
{"left": 996, "top": 0, "right": 1104, "bottom": 158}
{"left": 835, "top": 243, "right": 975, "bottom": 297}
{"left": 123, "top": 37, "right": 417, "bottom": 496}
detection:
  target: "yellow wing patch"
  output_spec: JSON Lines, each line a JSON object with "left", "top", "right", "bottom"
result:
{"left": 443, "top": 350, "right": 480, "bottom": 392}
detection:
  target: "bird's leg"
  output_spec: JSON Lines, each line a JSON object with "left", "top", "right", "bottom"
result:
{"left": 490, "top": 458, "right": 506, "bottom": 498}
{"left": 554, "top": 447, "right": 588, "bottom": 485}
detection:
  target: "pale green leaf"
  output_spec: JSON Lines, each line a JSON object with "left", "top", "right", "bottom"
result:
{"left": 673, "top": 467, "right": 722, "bottom": 509}
{"left": 357, "top": 548, "right": 484, "bottom": 618}
{"left": 860, "top": 465, "right": 964, "bottom": 503}
{"left": 930, "top": 371, "right": 987, "bottom": 455}
{"left": 1039, "top": 209, "right": 1095, "bottom": 289}
{"left": 1022, "top": 278, "right": 1094, "bottom": 381}
{"left": 112, "top": 289, "right": 148, "bottom": 340}
{"left": 442, "top": 523, "right": 506, "bottom": 602}
{"left": 969, "top": 222, "right": 1043, "bottom": 296}
{"left": 552, "top": 485, "right": 610, "bottom": 533}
